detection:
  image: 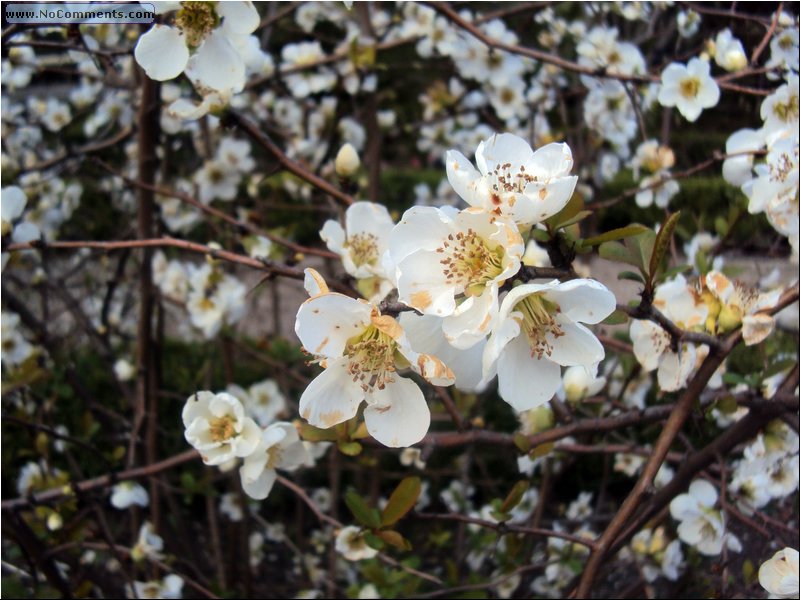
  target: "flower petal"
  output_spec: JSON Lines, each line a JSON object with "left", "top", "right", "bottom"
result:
{"left": 218, "top": 1, "right": 260, "bottom": 36}
{"left": 295, "top": 293, "right": 372, "bottom": 358}
{"left": 689, "top": 479, "right": 718, "bottom": 507}
{"left": 299, "top": 358, "right": 364, "bottom": 429}
{"left": 445, "top": 149, "right": 482, "bottom": 206}
{"left": 497, "top": 335, "right": 561, "bottom": 411}
{"left": 186, "top": 31, "right": 245, "bottom": 94}
{"left": 364, "top": 376, "right": 430, "bottom": 447}
{"left": 547, "top": 319, "right": 605, "bottom": 367}
{"left": 134, "top": 25, "right": 189, "bottom": 81}
{"left": 240, "top": 466, "right": 277, "bottom": 500}
{"left": 543, "top": 278, "right": 616, "bottom": 324}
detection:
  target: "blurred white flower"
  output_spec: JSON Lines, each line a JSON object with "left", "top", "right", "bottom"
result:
{"left": 759, "top": 547, "right": 799, "bottom": 599}
{"left": 110, "top": 481, "right": 149, "bottom": 509}
{"left": 658, "top": 58, "right": 720, "bottom": 122}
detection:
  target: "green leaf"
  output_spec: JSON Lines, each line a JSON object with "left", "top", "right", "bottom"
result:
{"left": 581, "top": 224, "right": 650, "bottom": 247}
{"left": 716, "top": 395, "right": 738, "bottom": 414}
{"left": 490, "top": 509, "right": 511, "bottom": 523}
{"left": 513, "top": 432, "right": 531, "bottom": 454}
{"left": 499, "top": 480, "right": 530, "bottom": 513}
{"left": 628, "top": 230, "right": 657, "bottom": 275}
{"left": 381, "top": 476, "right": 421, "bottom": 527}
{"left": 714, "top": 215, "right": 729, "bottom": 237}
{"left": 602, "top": 309, "right": 629, "bottom": 325}
{"left": 364, "top": 531, "right": 385, "bottom": 551}
{"left": 531, "top": 228, "right": 550, "bottom": 243}
{"left": 337, "top": 440, "right": 363, "bottom": 456}
{"left": 660, "top": 264, "right": 692, "bottom": 281}
{"left": 649, "top": 211, "right": 681, "bottom": 279}
{"left": 598, "top": 241, "right": 638, "bottom": 268}
{"left": 377, "top": 529, "right": 411, "bottom": 550}
{"left": 546, "top": 192, "right": 584, "bottom": 230}
{"left": 617, "top": 270, "right": 645, "bottom": 283}
{"left": 345, "top": 490, "right": 382, "bottom": 529}
{"left": 299, "top": 422, "right": 338, "bottom": 442}
{"left": 530, "top": 442, "right": 554, "bottom": 459}
{"left": 555, "top": 210, "right": 593, "bottom": 230}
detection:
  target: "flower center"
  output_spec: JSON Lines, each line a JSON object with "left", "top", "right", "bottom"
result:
{"left": 175, "top": 1, "right": 220, "bottom": 49}
{"left": 209, "top": 415, "right": 236, "bottom": 442}
{"left": 490, "top": 162, "right": 538, "bottom": 195}
{"left": 266, "top": 444, "right": 282, "bottom": 469}
{"left": 345, "top": 233, "right": 379, "bottom": 268}
{"left": 778, "top": 33, "right": 794, "bottom": 50}
{"left": 516, "top": 294, "right": 564, "bottom": 358}
{"left": 772, "top": 93, "right": 799, "bottom": 123}
{"left": 679, "top": 77, "right": 700, "bottom": 99}
{"left": 344, "top": 325, "right": 397, "bottom": 391}
{"left": 438, "top": 228, "right": 505, "bottom": 295}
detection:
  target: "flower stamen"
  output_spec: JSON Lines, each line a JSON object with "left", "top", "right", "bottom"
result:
{"left": 517, "top": 294, "right": 564, "bottom": 358}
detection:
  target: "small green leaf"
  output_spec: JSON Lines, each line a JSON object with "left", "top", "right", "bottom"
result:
{"left": 546, "top": 192, "right": 584, "bottom": 230}
{"left": 345, "top": 489, "right": 382, "bottom": 529}
{"left": 602, "top": 309, "right": 629, "bottom": 325}
{"left": 716, "top": 395, "right": 738, "bottom": 414}
{"left": 530, "top": 442, "right": 554, "bottom": 459}
{"left": 628, "top": 230, "right": 657, "bottom": 275}
{"left": 364, "top": 531, "right": 385, "bottom": 551}
{"left": 714, "top": 215, "right": 729, "bottom": 237}
{"left": 599, "top": 241, "right": 637, "bottom": 268}
{"left": 555, "top": 210, "right": 593, "bottom": 230}
{"left": 377, "top": 529, "right": 411, "bottom": 550}
{"left": 660, "top": 264, "right": 692, "bottom": 281}
{"left": 531, "top": 228, "right": 550, "bottom": 243}
{"left": 490, "top": 509, "right": 511, "bottom": 523}
{"left": 299, "top": 422, "right": 338, "bottom": 442}
{"left": 499, "top": 480, "right": 530, "bottom": 513}
{"left": 582, "top": 224, "right": 650, "bottom": 247}
{"left": 513, "top": 432, "right": 531, "bottom": 454}
{"left": 381, "top": 476, "right": 421, "bottom": 527}
{"left": 649, "top": 211, "right": 681, "bottom": 279}
{"left": 338, "top": 440, "right": 363, "bottom": 456}
{"left": 742, "top": 559, "right": 756, "bottom": 584}
{"left": 617, "top": 270, "right": 645, "bottom": 283}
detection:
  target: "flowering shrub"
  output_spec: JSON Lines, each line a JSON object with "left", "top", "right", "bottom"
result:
{"left": 2, "top": 2, "right": 798, "bottom": 598}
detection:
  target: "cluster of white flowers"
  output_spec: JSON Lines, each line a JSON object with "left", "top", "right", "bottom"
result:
{"left": 729, "top": 420, "right": 799, "bottom": 514}
{"left": 182, "top": 390, "right": 316, "bottom": 500}
{"left": 630, "top": 270, "right": 784, "bottom": 391}
{"left": 152, "top": 251, "right": 247, "bottom": 339}
{"left": 296, "top": 134, "right": 615, "bottom": 447}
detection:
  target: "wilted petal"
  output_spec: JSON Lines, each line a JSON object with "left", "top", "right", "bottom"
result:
{"left": 299, "top": 358, "right": 363, "bottom": 429}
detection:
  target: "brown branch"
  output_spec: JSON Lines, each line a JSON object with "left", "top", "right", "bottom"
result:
{"left": 587, "top": 149, "right": 766, "bottom": 210}
{"left": 1, "top": 449, "right": 199, "bottom": 511}
{"left": 92, "top": 158, "right": 337, "bottom": 260}
{"left": 19, "top": 127, "right": 133, "bottom": 174}
{"left": 753, "top": 5, "right": 783, "bottom": 66}
{"left": 275, "top": 475, "right": 444, "bottom": 586}
{"left": 617, "top": 303, "right": 723, "bottom": 351}
{"left": 433, "top": 386, "right": 466, "bottom": 432}
{"left": 575, "top": 340, "right": 728, "bottom": 597}
{"left": 609, "top": 372, "right": 798, "bottom": 557}
{"left": 226, "top": 110, "right": 355, "bottom": 207}
{"left": 5, "top": 237, "right": 362, "bottom": 294}
{"left": 573, "top": 287, "right": 799, "bottom": 597}
{"left": 426, "top": 1, "right": 656, "bottom": 84}
{"left": 415, "top": 512, "right": 597, "bottom": 549}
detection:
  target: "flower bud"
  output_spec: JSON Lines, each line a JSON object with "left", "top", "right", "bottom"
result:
{"left": 717, "top": 304, "right": 743, "bottom": 333}
{"left": 335, "top": 143, "right": 360, "bottom": 177}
